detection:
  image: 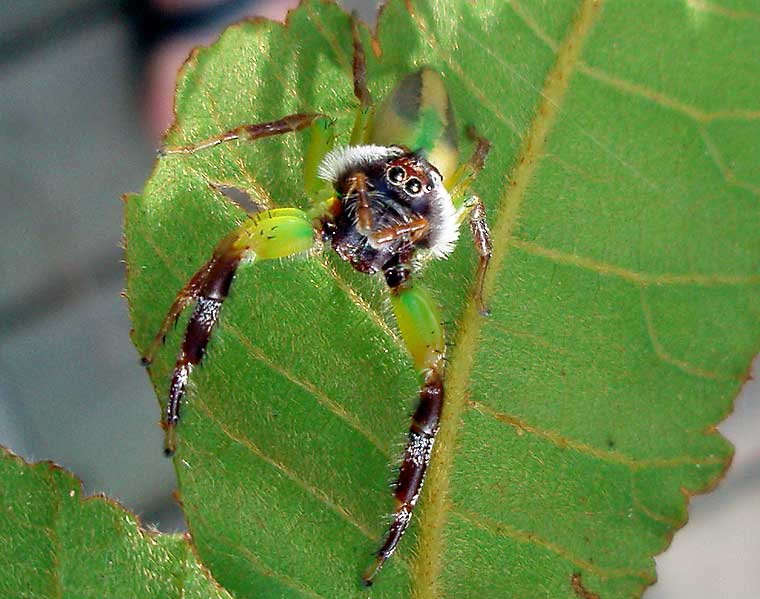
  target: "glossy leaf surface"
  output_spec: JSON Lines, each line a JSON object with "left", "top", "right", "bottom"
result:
{"left": 125, "top": 1, "right": 760, "bottom": 597}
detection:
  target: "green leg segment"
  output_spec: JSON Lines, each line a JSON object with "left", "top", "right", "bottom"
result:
{"left": 232, "top": 208, "right": 315, "bottom": 258}
{"left": 390, "top": 284, "right": 445, "bottom": 378}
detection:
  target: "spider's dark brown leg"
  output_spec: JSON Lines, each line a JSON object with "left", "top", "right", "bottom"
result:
{"left": 162, "top": 242, "right": 242, "bottom": 455}
{"left": 145, "top": 209, "right": 316, "bottom": 455}
{"left": 141, "top": 264, "right": 215, "bottom": 367}
{"left": 160, "top": 113, "right": 322, "bottom": 155}
{"left": 362, "top": 262, "right": 445, "bottom": 586}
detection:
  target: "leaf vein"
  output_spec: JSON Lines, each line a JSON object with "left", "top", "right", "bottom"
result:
{"left": 187, "top": 509, "right": 327, "bottom": 598}
{"left": 698, "top": 126, "right": 760, "bottom": 197}
{"left": 630, "top": 478, "right": 681, "bottom": 527}
{"left": 511, "top": 237, "right": 760, "bottom": 287}
{"left": 578, "top": 63, "right": 760, "bottom": 124}
{"left": 452, "top": 509, "right": 654, "bottom": 583}
{"left": 508, "top": 0, "right": 560, "bottom": 53}
{"left": 315, "top": 256, "right": 405, "bottom": 349}
{"left": 303, "top": 3, "right": 353, "bottom": 75}
{"left": 411, "top": 1, "right": 606, "bottom": 595}
{"left": 468, "top": 399, "right": 724, "bottom": 470}
{"left": 223, "top": 322, "right": 392, "bottom": 457}
{"left": 193, "top": 398, "right": 377, "bottom": 541}
{"left": 639, "top": 288, "right": 739, "bottom": 382}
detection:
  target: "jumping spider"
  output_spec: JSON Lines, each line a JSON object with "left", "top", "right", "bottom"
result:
{"left": 140, "top": 18, "right": 491, "bottom": 586}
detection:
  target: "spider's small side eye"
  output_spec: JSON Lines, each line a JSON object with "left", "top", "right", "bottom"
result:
{"left": 405, "top": 177, "right": 422, "bottom": 195}
{"left": 388, "top": 166, "right": 405, "bottom": 185}
{"left": 424, "top": 182, "right": 434, "bottom": 192}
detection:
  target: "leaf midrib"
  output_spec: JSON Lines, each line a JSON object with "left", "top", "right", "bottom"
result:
{"left": 409, "top": 1, "right": 605, "bottom": 596}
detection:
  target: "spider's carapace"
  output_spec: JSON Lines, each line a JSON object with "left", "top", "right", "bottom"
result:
{"left": 141, "top": 17, "right": 491, "bottom": 587}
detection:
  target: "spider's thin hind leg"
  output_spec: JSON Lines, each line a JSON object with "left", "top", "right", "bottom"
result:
{"left": 448, "top": 127, "right": 493, "bottom": 315}
{"left": 349, "top": 14, "right": 375, "bottom": 145}
{"left": 160, "top": 113, "right": 322, "bottom": 155}
{"left": 147, "top": 208, "right": 316, "bottom": 456}
{"left": 362, "top": 264, "right": 445, "bottom": 586}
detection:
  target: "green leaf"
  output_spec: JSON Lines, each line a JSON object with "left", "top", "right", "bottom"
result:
{"left": 0, "top": 449, "right": 232, "bottom": 599}
{"left": 125, "top": 1, "right": 760, "bottom": 597}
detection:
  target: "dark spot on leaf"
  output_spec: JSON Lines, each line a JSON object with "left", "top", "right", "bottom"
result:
{"left": 210, "top": 183, "right": 266, "bottom": 214}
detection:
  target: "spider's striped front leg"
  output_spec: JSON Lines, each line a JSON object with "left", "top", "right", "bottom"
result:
{"left": 450, "top": 127, "right": 493, "bottom": 316}
{"left": 362, "top": 262, "right": 445, "bottom": 586}
{"left": 143, "top": 208, "right": 317, "bottom": 455}
{"left": 456, "top": 194, "right": 492, "bottom": 316}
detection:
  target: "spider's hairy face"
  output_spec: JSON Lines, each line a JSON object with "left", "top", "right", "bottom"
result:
{"left": 319, "top": 145, "right": 459, "bottom": 274}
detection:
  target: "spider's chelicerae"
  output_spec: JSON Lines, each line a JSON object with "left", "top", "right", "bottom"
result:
{"left": 141, "top": 19, "right": 491, "bottom": 586}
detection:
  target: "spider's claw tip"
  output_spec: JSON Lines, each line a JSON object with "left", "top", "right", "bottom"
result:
{"left": 164, "top": 427, "right": 178, "bottom": 456}
{"left": 140, "top": 356, "right": 152, "bottom": 367}
{"left": 479, "top": 306, "right": 491, "bottom": 317}
{"left": 361, "top": 555, "right": 384, "bottom": 587}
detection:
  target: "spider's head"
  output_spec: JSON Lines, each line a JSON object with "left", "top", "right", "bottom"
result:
{"left": 318, "top": 145, "right": 448, "bottom": 209}
{"left": 320, "top": 145, "right": 459, "bottom": 262}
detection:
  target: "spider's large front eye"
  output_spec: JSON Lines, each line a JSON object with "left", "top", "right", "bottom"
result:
{"left": 405, "top": 177, "right": 422, "bottom": 195}
{"left": 388, "top": 166, "right": 405, "bottom": 185}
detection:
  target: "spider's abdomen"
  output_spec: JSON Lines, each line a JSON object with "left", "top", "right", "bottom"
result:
{"left": 318, "top": 145, "right": 459, "bottom": 275}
